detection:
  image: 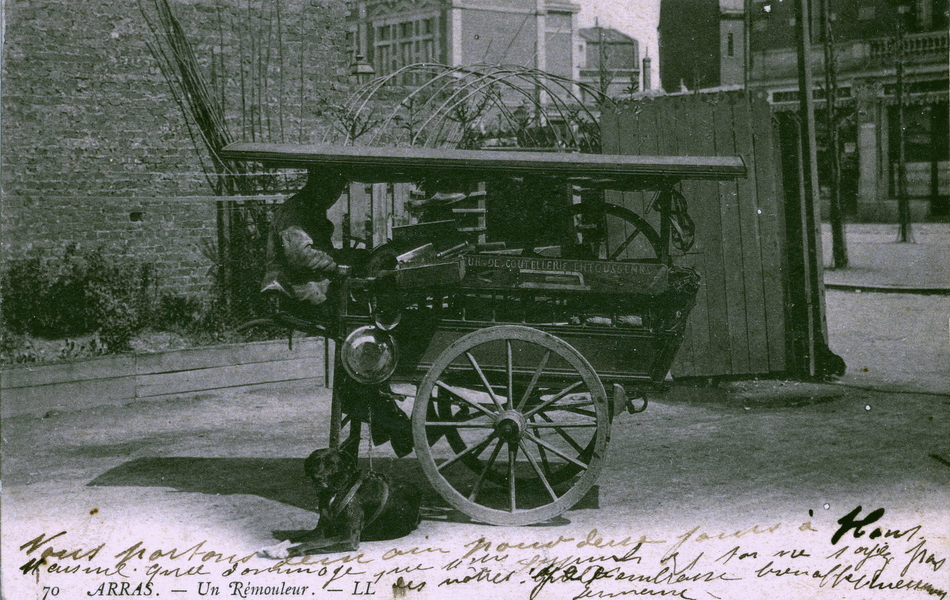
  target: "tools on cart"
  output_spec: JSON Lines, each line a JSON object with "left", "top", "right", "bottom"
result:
{"left": 219, "top": 142, "right": 747, "bottom": 527}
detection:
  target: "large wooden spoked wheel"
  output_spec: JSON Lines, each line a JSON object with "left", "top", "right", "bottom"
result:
{"left": 570, "top": 202, "right": 662, "bottom": 261}
{"left": 439, "top": 388, "right": 603, "bottom": 487}
{"left": 412, "top": 325, "right": 610, "bottom": 526}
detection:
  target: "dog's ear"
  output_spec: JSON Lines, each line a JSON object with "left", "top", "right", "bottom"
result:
{"left": 304, "top": 448, "right": 332, "bottom": 481}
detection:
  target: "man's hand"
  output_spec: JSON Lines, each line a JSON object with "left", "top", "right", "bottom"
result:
{"left": 281, "top": 226, "right": 337, "bottom": 274}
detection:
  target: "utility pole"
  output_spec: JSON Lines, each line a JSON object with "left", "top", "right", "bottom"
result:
{"left": 794, "top": 0, "right": 829, "bottom": 377}
{"left": 895, "top": 4, "right": 915, "bottom": 243}
{"left": 821, "top": 0, "right": 848, "bottom": 267}
{"left": 744, "top": 0, "right": 752, "bottom": 88}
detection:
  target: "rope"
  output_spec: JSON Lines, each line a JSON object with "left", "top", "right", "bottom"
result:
{"left": 366, "top": 404, "right": 374, "bottom": 472}
{"left": 652, "top": 189, "right": 695, "bottom": 253}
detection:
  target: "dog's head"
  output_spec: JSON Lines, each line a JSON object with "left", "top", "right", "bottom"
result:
{"left": 304, "top": 448, "right": 357, "bottom": 490}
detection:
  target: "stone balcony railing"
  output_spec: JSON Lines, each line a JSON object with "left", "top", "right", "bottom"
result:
{"left": 869, "top": 30, "right": 949, "bottom": 61}
{"left": 751, "top": 29, "right": 949, "bottom": 82}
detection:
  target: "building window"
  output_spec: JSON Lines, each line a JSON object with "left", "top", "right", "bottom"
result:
{"left": 887, "top": 102, "right": 950, "bottom": 198}
{"left": 935, "top": 0, "right": 950, "bottom": 29}
{"left": 546, "top": 12, "right": 573, "bottom": 32}
{"left": 727, "top": 32, "right": 735, "bottom": 57}
{"left": 374, "top": 17, "right": 437, "bottom": 84}
{"left": 345, "top": 29, "right": 356, "bottom": 62}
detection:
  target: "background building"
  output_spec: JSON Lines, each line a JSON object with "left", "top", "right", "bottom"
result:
{"left": 659, "top": 0, "right": 739, "bottom": 91}
{"left": 346, "top": 0, "right": 581, "bottom": 85}
{"left": 578, "top": 25, "right": 641, "bottom": 101}
{"left": 658, "top": 0, "right": 949, "bottom": 220}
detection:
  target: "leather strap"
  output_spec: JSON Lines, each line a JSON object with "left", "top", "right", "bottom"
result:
{"left": 364, "top": 476, "right": 390, "bottom": 528}
{"left": 328, "top": 473, "right": 390, "bottom": 528}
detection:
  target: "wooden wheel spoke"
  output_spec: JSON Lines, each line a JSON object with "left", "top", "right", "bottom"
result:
{"left": 523, "top": 431, "right": 589, "bottom": 470}
{"left": 435, "top": 380, "right": 497, "bottom": 418}
{"left": 608, "top": 228, "right": 643, "bottom": 261}
{"left": 437, "top": 432, "right": 497, "bottom": 473}
{"left": 508, "top": 444, "right": 517, "bottom": 513}
{"left": 468, "top": 439, "right": 504, "bottom": 502}
{"left": 425, "top": 421, "right": 495, "bottom": 428}
{"left": 551, "top": 406, "right": 597, "bottom": 419}
{"left": 519, "top": 441, "right": 557, "bottom": 501}
{"left": 517, "top": 350, "right": 551, "bottom": 411}
{"left": 538, "top": 440, "right": 553, "bottom": 479}
{"left": 524, "top": 381, "right": 584, "bottom": 418}
{"left": 537, "top": 411, "right": 585, "bottom": 454}
{"left": 465, "top": 351, "right": 506, "bottom": 411}
{"left": 551, "top": 400, "right": 596, "bottom": 410}
{"left": 506, "top": 341, "right": 514, "bottom": 411}
{"left": 570, "top": 203, "right": 662, "bottom": 260}
{"left": 440, "top": 409, "right": 494, "bottom": 424}
{"left": 527, "top": 421, "right": 597, "bottom": 428}
{"left": 529, "top": 414, "right": 555, "bottom": 479}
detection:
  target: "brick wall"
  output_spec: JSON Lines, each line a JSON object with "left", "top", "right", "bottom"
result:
{"left": 1, "top": 0, "right": 350, "bottom": 294}
{"left": 1, "top": 195, "right": 219, "bottom": 293}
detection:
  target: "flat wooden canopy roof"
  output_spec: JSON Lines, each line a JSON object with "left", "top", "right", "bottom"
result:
{"left": 220, "top": 143, "right": 746, "bottom": 189}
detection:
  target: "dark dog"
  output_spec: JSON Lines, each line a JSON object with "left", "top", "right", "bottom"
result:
{"left": 259, "top": 448, "right": 421, "bottom": 558}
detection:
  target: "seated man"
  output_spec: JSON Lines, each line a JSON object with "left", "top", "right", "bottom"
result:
{"left": 261, "top": 170, "right": 347, "bottom": 308}
{"left": 262, "top": 169, "right": 413, "bottom": 457}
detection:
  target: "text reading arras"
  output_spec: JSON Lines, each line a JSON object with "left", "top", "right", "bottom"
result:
{"left": 86, "top": 582, "right": 154, "bottom": 596}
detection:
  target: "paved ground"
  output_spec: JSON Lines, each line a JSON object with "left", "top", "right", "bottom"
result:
{"left": 827, "top": 290, "right": 949, "bottom": 394}
{"left": 2, "top": 225, "right": 948, "bottom": 600}
{"left": 822, "top": 223, "right": 950, "bottom": 291}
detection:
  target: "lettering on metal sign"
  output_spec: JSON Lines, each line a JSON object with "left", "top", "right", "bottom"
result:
{"left": 465, "top": 255, "right": 662, "bottom": 277}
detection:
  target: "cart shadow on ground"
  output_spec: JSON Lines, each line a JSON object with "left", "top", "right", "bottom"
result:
{"left": 86, "top": 457, "right": 597, "bottom": 527}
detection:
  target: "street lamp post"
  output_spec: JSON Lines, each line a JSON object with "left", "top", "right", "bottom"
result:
{"left": 350, "top": 54, "right": 376, "bottom": 85}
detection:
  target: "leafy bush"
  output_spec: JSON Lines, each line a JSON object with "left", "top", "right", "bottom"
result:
{"left": 1, "top": 244, "right": 157, "bottom": 352}
{"left": 58, "top": 336, "right": 106, "bottom": 361}
{"left": 2, "top": 245, "right": 85, "bottom": 337}
{"left": 155, "top": 294, "right": 206, "bottom": 332}
{"left": 194, "top": 202, "right": 275, "bottom": 333}
{"left": 0, "top": 332, "right": 39, "bottom": 364}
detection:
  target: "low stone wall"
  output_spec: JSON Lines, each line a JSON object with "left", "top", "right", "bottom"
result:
{"left": 0, "top": 337, "right": 329, "bottom": 418}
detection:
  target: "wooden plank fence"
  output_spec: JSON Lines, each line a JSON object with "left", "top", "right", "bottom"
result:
{"left": 601, "top": 90, "right": 789, "bottom": 378}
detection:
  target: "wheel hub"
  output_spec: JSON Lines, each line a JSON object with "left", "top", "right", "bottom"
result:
{"left": 495, "top": 410, "right": 526, "bottom": 443}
